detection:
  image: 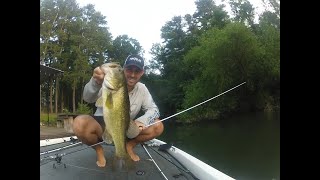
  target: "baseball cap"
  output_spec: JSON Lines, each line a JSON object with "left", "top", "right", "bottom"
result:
{"left": 123, "top": 54, "right": 144, "bottom": 70}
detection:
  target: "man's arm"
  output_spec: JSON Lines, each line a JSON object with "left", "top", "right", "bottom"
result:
{"left": 83, "top": 77, "right": 102, "bottom": 103}
{"left": 135, "top": 86, "right": 160, "bottom": 126}
{"left": 83, "top": 66, "right": 104, "bottom": 103}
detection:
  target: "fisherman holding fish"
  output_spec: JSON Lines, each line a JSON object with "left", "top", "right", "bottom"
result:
{"left": 73, "top": 54, "right": 164, "bottom": 168}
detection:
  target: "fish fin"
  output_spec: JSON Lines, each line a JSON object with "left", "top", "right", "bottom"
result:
{"left": 105, "top": 91, "right": 113, "bottom": 109}
{"left": 95, "top": 97, "right": 103, "bottom": 107}
{"left": 102, "top": 130, "right": 113, "bottom": 144}
{"left": 111, "top": 155, "right": 134, "bottom": 171}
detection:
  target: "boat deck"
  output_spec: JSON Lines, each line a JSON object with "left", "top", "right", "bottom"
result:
{"left": 40, "top": 138, "right": 198, "bottom": 180}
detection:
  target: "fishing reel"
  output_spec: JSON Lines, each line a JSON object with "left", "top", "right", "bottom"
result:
{"left": 70, "top": 137, "right": 77, "bottom": 144}
{"left": 52, "top": 153, "right": 66, "bottom": 169}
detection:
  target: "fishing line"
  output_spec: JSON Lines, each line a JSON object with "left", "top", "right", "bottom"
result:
{"left": 40, "top": 140, "right": 107, "bottom": 165}
{"left": 142, "top": 144, "right": 169, "bottom": 180}
{"left": 147, "top": 145, "right": 199, "bottom": 180}
{"left": 146, "top": 82, "right": 246, "bottom": 127}
{"left": 63, "top": 163, "right": 107, "bottom": 173}
{"left": 40, "top": 82, "right": 246, "bottom": 169}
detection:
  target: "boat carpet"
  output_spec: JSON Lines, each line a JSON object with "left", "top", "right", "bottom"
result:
{"left": 40, "top": 139, "right": 197, "bottom": 180}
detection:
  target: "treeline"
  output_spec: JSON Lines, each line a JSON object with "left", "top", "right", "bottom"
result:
{"left": 40, "top": 0, "right": 280, "bottom": 123}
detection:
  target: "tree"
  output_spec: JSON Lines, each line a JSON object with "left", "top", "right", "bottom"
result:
{"left": 108, "top": 35, "right": 143, "bottom": 64}
{"left": 228, "top": 0, "right": 256, "bottom": 28}
{"left": 182, "top": 22, "right": 263, "bottom": 121}
{"left": 40, "top": 0, "right": 113, "bottom": 113}
{"left": 193, "top": 0, "right": 230, "bottom": 31}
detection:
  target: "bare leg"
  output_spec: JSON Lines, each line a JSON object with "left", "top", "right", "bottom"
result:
{"left": 73, "top": 115, "right": 106, "bottom": 167}
{"left": 126, "top": 119, "right": 164, "bottom": 161}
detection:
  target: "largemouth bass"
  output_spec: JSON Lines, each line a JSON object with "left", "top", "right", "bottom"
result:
{"left": 96, "top": 62, "right": 133, "bottom": 170}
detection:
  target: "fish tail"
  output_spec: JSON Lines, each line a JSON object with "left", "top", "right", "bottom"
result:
{"left": 111, "top": 155, "right": 133, "bottom": 171}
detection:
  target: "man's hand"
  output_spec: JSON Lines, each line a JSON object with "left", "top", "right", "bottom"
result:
{"left": 134, "top": 121, "right": 145, "bottom": 132}
{"left": 93, "top": 66, "right": 104, "bottom": 85}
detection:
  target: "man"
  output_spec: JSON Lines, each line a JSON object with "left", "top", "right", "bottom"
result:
{"left": 72, "top": 54, "right": 164, "bottom": 167}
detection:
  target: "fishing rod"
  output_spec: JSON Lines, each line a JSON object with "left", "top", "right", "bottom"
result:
{"left": 146, "top": 82, "right": 246, "bottom": 127}
{"left": 40, "top": 142, "right": 82, "bottom": 156}
{"left": 40, "top": 141, "right": 108, "bottom": 167}
{"left": 142, "top": 144, "right": 169, "bottom": 180}
{"left": 40, "top": 82, "right": 246, "bottom": 167}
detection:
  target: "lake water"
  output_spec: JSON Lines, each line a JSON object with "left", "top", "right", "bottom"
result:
{"left": 158, "top": 111, "right": 280, "bottom": 180}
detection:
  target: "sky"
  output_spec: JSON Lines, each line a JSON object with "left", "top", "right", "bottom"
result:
{"left": 76, "top": 0, "right": 266, "bottom": 62}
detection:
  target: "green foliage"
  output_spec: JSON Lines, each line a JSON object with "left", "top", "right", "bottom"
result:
{"left": 40, "top": 113, "right": 57, "bottom": 126}
{"left": 40, "top": 0, "right": 280, "bottom": 124}
{"left": 229, "top": 0, "right": 255, "bottom": 26}
{"left": 76, "top": 102, "right": 93, "bottom": 114}
{"left": 180, "top": 21, "right": 279, "bottom": 122}
{"left": 149, "top": 0, "right": 280, "bottom": 123}
{"left": 108, "top": 35, "right": 143, "bottom": 65}
{"left": 194, "top": 0, "right": 230, "bottom": 30}
{"left": 41, "top": 0, "right": 119, "bottom": 113}
{"left": 62, "top": 108, "right": 71, "bottom": 114}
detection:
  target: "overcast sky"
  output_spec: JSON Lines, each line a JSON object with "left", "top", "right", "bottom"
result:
{"left": 76, "top": 0, "right": 266, "bottom": 62}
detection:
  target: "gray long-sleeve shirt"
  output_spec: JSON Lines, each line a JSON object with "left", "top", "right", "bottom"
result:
{"left": 83, "top": 77, "right": 160, "bottom": 126}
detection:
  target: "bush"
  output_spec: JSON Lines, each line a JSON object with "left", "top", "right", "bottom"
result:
{"left": 76, "top": 102, "right": 92, "bottom": 114}
{"left": 62, "top": 108, "right": 70, "bottom": 114}
{"left": 40, "top": 113, "right": 57, "bottom": 126}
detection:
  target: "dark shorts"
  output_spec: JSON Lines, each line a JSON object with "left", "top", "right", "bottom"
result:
{"left": 92, "top": 116, "right": 105, "bottom": 131}
{"left": 92, "top": 116, "right": 105, "bottom": 142}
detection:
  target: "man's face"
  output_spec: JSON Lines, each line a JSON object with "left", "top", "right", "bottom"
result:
{"left": 124, "top": 65, "right": 144, "bottom": 88}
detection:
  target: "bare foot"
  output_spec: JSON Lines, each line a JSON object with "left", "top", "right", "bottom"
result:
{"left": 128, "top": 150, "right": 140, "bottom": 161}
{"left": 95, "top": 145, "right": 106, "bottom": 167}
{"left": 126, "top": 142, "right": 140, "bottom": 161}
{"left": 96, "top": 158, "right": 106, "bottom": 167}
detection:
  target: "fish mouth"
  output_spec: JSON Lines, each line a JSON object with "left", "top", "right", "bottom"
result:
{"left": 105, "top": 80, "right": 116, "bottom": 91}
{"left": 107, "top": 87, "right": 114, "bottom": 91}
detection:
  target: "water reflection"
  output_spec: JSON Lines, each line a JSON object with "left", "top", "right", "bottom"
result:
{"left": 158, "top": 111, "right": 280, "bottom": 180}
